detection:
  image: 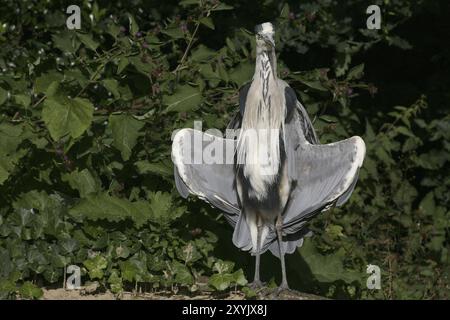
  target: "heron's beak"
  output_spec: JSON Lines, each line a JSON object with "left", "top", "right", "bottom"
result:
{"left": 264, "top": 35, "right": 275, "bottom": 48}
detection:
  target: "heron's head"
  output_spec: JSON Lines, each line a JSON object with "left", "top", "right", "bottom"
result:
{"left": 255, "top": 22, "right": 275, "bottom": 50}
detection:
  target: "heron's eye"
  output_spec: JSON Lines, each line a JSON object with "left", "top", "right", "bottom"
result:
{"left": 256, "top": 34, "right": 262, "bottom": 40}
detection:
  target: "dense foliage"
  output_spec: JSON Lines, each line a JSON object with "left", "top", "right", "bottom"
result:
{"left": 0, "top": 0, "right": 448, "bottom": 299}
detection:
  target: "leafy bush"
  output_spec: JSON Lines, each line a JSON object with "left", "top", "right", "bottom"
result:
{"left": 0, "top": 0, "right": 448, "bottom": 299}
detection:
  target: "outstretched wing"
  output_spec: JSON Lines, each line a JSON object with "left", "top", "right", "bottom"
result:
{"left": 261, "top": 113, "right": 365, "bottom": 257}
{"left": 172, "top": 129, "right": 241, "bottom": 225}
{"left": 282, "top": 111, "right": 366, "bottom": 234}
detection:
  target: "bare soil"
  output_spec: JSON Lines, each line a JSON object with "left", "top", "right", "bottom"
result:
{"left": 41, "top": 287, "right": 326, "bottom": 300}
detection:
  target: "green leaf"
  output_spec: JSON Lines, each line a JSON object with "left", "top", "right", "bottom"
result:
{"left": 388, "top": 35, "right": 412, "bottom": 50}
{"left": 280, "top": 3, "right": 290, "bottom": 18}
{"left": 13, "top": 190, "right": 61, "bottom": 213}
{"left": 301, "top": 80, "right": 328, "bottom": 91}
{"left": 83, "top": 255, "right": 108, "bottom": 280}
{"left": 199, "top": 64, "right": 219, "bottom": 82}
{"left": 212, "top": 259, "right": 235, "bottom": 274}
{"left": 106, "top": 22, "right": 121, "bottom": 38}
{"left": 161, "top": 27, "right": 185, "bottom": 39}
{"left": 52, "top": 31, "right": 79, "bottom": 53}
{"left": 69, "top": 193, "right": 153, "bottom": 228}
{"left": 232, "top": 269, "right": 248, "bottom": 286}
{"left": 102, "top": 79, "right": 120, "bottom": 98}
{"left": 108, "top": 270, "right": 123, "bottom": 294}
{"left": 199, "top": 17, "right": 215, "bottom": 30}
{"left": 128, "top": 55, "right": 153, "bottom": 75}
{"left": 62, "top": 169, "right": 100, "bottom": 197}
{"left": 172, "top": 261, "right": 194, "bottom": 285}
{"left": 335, "top": 51, "right": 352, "bottom": 77}
{"left": 211, "top": 3, "right": 234, "bottom": 11}
{"left": 0, "top": 279, "right": 17, "bottom": 298}
{"left": 35, "top": 71, "right": 64, "bottom": 94}
{"left": 14, "top": 94, "right": 31, "bottom": 108}
{"left": 135, "top": 160, "right": 172, "bottom": 177}
{"left": 292, "top": 74, "right": 328, "bottom": 91}
{"left": 42, "top": 96, "right": 94, "bottom": 141}
{"left": 164, "top": 85, "right": 202, "bottom": 113}
{"left": 0, "top": 155, "right": 15, "bottom": 185}
{"left": 179, "top": 0, "right": 199, "bottom": 6}
{"left": 19, "top": 281, "right": 43, "bottom": 299}
{"left": 148, "top": 191, "right": 183, "bottom": 224}
{"left": 45, "top": 81, "right": 61, "bottom": 98}
{"left": 108, "top": 114, "right": 144, "bottom": 161}
{"left": 77, "top": 33, "right": 99, "bottom": 51}
{"left": 209, "top": 273, "right": 233, "bottom": 291}
{"left": 375, "top": 146, "right": 394, "bottom": 165}
{"left": 396, "top": 126, "right": 415, "bottom": 138}
{"left": 0, "top": 123, "right": 29, "bottom": 185}
{"left": 242, "top": 286, "right": 257, "bottom": 298}
{"left": 65, "top": 69, "right": 89, "bottom": 87}
{"left": 0, "top": 122, "right": 24, "bottom": 152}
{"left": 346, "top": 63, "right": 364, "bottom": 80}
{"left": 191, "top": 45, "right": 216, "bottom": 62}
{"left": 117, "top": 57, "right": 129, "bottom": 74}
{"left": 115, "top": 245, "right": 130, "bottom": 259}
{"left": 0, "top": 87, "right": 8, "bottom": 105}
{"left": 325, "top": 224, "right": 346, "bottom": 240}
{"left": 119, "top": 260, "right": 141, "bottom": 282}
{"left": 60, "top": 238, "right": 79, "bottom": 254}
{"left": 419, "top": 192, "right": 435, "bottom": 216}
{"left": 229, "top": 61, "right": 253, "bottom": 86}
{"left": 299, "top": 239, "right": 360, "bottom": 284}
{"left": 128, "top": 14, "right": 139, "bottom": 35}
{"left": 178, "top": 242, "right": 202, "bottom": 264}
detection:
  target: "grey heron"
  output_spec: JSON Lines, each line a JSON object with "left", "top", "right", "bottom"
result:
{"left": 171, "top": 22, "right": 366, "bottom": 293}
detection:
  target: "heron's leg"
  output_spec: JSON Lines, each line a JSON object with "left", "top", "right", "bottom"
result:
{"left": 249, "top": 217, "right": 264, "bottom": 289}
{"left": 276, "top": 214, "right": 289, "bottom": 291}
{"left": 254, "top": 224, "right": 263, "bottom": 282}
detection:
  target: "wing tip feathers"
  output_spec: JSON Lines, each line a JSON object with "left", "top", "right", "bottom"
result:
{"left": 352, "top": 136, "right": 366, "bottom": 167}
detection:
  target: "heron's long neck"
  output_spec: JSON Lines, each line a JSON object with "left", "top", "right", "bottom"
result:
{"left": 249, "top": 48, "right": 284, "bottom": 135}
{"left": 253, "top": 49, "right": 277, "bottom": 84}
{"left": 247, "top": 48, "right": 282, "bottom": 125}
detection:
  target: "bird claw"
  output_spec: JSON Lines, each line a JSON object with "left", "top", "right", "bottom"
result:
{"left": 274, "top": 283, "right": 291, "bottom": 296}
{"left": 248, "top": 280, "right": 265, "bottom": 290}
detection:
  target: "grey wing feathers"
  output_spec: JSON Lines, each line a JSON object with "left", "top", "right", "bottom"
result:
{"left": 335, "top": 171, "right": 360, "bottom": 207}
{"left": 296, "top": 100, "right": 319, "bottom": 144}
{"left": 226, "top": 111, "right": 242, "bottom": 131}
{"left": 232, "top": 212, "right": 252, "bottom": 251}
{"left": 282, "top": 112, "right": 366, "bottom": 235}
{"left": 279, "top": 79, "right": 319, "bottom": 144}
{"left": 174, "top": 166, "right": 190, "bottom": 199}
{"left": 267, "top": 228, "right": 314, "bottom": 258}
{"left": 239, "top": 82, "right": 252, "bottom": 117}
{"left": 172, "top": 129, "right": 241, "bottom": 220}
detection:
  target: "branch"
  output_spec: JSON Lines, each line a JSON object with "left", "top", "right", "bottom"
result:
{"left": 172, "top": 18, "right": 202, "bottom": 74}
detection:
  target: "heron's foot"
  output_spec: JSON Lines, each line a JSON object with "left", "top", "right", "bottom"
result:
{"left": 248, "top": 280, "right": 265, "bottom": 290}
{"left": 275, "top": 282, "right": 291, "bottom": 296}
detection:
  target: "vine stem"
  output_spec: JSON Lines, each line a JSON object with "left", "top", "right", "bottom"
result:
{"left": 31, "top": 95, "right": 46, "bottom": 108}
{"left": 172, "top": 18, "right": 202, "bottom": 74}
